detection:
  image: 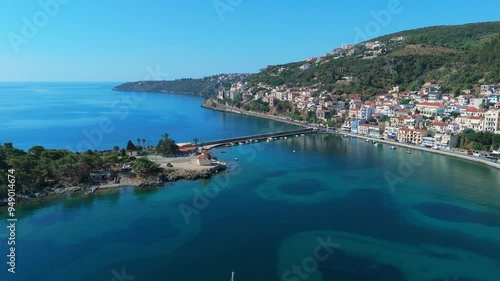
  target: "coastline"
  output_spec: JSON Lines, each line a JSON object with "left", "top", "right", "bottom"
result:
{"left": 1, "top": 159, "right": 226, "bottom": 206}
{"left": 202, "top": 100, "right": 500, "bottom": 170}
{"left": 334, "top": 131, "right": 500, "bottom": 170}
{"left": 201, "top": 100, "right": 309, "bottom": 128}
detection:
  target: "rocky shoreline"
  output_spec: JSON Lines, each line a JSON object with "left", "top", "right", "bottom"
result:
{"left": 0, "top": 164, "right": 226, "bottom": 206}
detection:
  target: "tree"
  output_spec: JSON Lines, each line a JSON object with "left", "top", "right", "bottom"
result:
{"left": 193, "top": 138, "right": 199, "bottom": 147}
{"left": 157, "top": 133, "right": 179, "bottom": 156}
{"left": 126, "top": 140, "right": 136, "bottom": 154}
{"left": 137, "top": 138, "right": 141, "bottom": 147}
{"left": 113, "top": 145, "right": 119, "bottom": 152}
{"left": 142, "top": 138, "right": 146, "bottom": 148}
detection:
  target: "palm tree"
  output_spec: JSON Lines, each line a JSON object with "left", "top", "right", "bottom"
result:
{"left": 137, "top": 138, "right": 141, "bottom": 147}
{"left": 142, "top": 138, "right": 146, "bottom": 149}
{"left": 162, "top": 133, "right": 170, "bottom": 140}
{"left": 193, "top": 138, "right": 199, "bottom": 147}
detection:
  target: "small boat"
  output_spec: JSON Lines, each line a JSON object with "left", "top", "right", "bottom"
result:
{"left": 295, "top": 135, "right": 299, "bottom": 137}
{"left": 406, "top": 151, "right": 411, "bottom": 154}
{"left": 221, "top": 151, "right": 226, "bottom": 153}
{"left": 374, "top": 143, "right": 379, "bottom": 146}
{"left": 301, "top": 134, "right": 305, "bottom": 136}
{"left": 234, "top": 158, "right": 238, "bottom": 161}
{"left": 230, "top": 271, "right": 235, "bottom": 281}
{"left": 284, "top": 137, "right": 287, "bottom": 139}
{"left": 389, "top": 146, "right": 397, "bottom": 150}
{"left": 238, "top": 142, "right": 244, "bottom": 145}
{"left": 366, "top": 139, "right": 370, "bottom": 142}
{"left": 293, "top": 150, "right": 296, "bottom": 153}
{"left": 225, "top": 144, "right": 231, "bottom": 147}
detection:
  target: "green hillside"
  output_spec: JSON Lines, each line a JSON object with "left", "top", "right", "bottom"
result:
{"left": 113, "top": 22, "right": 500, "bottom": 99}
{"left": 245, "top": 21, "right": 500, "bottom": 98}
{"left": 113, "top": 74, "right": 249, "bottom": 97}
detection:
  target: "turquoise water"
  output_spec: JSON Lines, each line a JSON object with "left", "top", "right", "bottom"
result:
{"left": 1, "top": 84, "right": 500, "bottom": 281}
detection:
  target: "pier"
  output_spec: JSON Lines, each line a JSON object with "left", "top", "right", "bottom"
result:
{"left": 200, "top": 128, "right": 315, "bottom": 149}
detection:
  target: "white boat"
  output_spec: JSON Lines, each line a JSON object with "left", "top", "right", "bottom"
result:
{"left": 293, "top": 150, "right": 296, "bottom": 153}
{"left": 284, "top": 136, "right": 287, "bottom": 139}
{"left": 373, "top": 142, "right": 379, "bottom": 146}
{"left": 238, "top": 142, "right": 244, "bottom": 145}
{"left": 366, "top": 139, "right": 370, "bottom": 142}
{"left": 390, "top": 145, "right": 397, "bottom": 150}
{"left": 295, "top": 135, "right": 299, "bottom": 137}
{"left": 234, "top": 158, "right": 238, "bottom": 161}
{"left": 406, "top": 151, "right": 411, "bottom": 154}
{"left": 300, "top": 134, "right": 305, "bottom": 136}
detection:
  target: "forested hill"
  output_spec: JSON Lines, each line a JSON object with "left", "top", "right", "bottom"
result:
{"left": 112, "top": 73, "right": 249, "bottom": 97}
{"left": 113, "top": 22, "right": 500, "bottom": 99}
{"left": 245, "top": 21, "right": 500, "bottom": 98}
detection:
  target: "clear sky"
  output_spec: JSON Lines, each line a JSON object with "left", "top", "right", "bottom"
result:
{"left": 1, "top": 0, "right": 499, "bottom": 82}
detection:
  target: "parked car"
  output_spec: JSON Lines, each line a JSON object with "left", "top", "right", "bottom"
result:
{"left": 467, "top": 151, "right": 473, "bottom": 155}
{"left": 166, "top": 163, "right": 173, "bottom": 167}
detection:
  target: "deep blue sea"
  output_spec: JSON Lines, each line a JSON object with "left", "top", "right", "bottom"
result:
{"left": 0, "top": 82, "right": 297, "bottom": 151}
{"left": 1, "top": 83, "right": 500, "bottom": 281}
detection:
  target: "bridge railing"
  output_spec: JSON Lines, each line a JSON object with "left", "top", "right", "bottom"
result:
{"left": 199, "top": 128, "right": 314, "bottom": 146}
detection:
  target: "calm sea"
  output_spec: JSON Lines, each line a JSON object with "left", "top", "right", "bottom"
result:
{"left": 0, "top": 82, "right": 297, "bottom": 151}
{"left": 0, "top": 83, "right": 500, "bottom": 281}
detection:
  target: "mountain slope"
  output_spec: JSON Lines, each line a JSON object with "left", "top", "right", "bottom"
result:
{"left": 246, "top": 22, "right": 500, "bottom": 98}
{"left": 113, "top": 22, "right": 500, "bottom": 99}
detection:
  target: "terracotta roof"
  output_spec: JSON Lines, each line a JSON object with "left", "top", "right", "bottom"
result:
{"left": 416, "top": 102, "right": 444, "bottom": 107}
{"left": 179, "top": 146, "right": 197, "bottom": 152}
{"left": 432, "top": 122, "right": 448, "bottom": 127}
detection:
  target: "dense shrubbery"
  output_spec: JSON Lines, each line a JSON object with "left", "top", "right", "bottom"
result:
{"left": 0, "top": 134, "right": 179, "bottom": 198}
{"left": 0, "top": 143, "right": 130, "bottom": 198}
{"left": 460, "top": 129, "right": 500, "bottom": 151}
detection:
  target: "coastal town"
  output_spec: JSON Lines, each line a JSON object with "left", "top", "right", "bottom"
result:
{"left": 212, "top": 38, "right": 500, "bottom": 155}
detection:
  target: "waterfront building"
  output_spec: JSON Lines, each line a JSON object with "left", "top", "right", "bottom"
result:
{"left": 396, "top": 128, "right": 428, "bottom": 144}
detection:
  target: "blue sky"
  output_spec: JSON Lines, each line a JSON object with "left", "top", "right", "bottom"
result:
{"left": 1, "top": 0, "right": 499, "bottom": 82}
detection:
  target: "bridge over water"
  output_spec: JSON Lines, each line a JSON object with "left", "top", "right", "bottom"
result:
{"left": 200, "top": 128, "right": 316, "bottom": 149}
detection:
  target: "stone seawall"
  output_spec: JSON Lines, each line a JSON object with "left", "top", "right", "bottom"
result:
{"left": 336, "top": 132, "right": 500, "bottom": 170}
